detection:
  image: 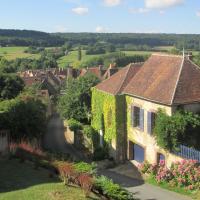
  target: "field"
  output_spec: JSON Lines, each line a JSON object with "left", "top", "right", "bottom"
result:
{"left": 57, "top": 50, "right": 152, "bottom": 68}
{"left": 0, "top": 47, "right": 40, "bottom": 60}
{"left": 0, "top": 159, "right": 98, "bottom": 200}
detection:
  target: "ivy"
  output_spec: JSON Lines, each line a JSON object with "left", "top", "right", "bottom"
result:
{"left": 154, "top": 109, "right": 200, "bottom": 151}
{"left": 91, "top": 88, "right": 125, "bottom": 143}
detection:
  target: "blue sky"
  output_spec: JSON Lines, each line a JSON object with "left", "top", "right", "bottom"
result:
{"left": 0, "top": 0, "right": 200, "bottom": 33}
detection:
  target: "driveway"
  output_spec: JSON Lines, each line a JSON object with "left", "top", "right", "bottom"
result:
{"left": 100, "top": 169, "right": 192, "bottom": 200}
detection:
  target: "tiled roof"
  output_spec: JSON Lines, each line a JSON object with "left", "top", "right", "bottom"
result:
{"left": 95, "top": 54, "right": 200, "bottom": 105}
{"left": 123, "top": 54, "right": 183, "bottom": 105}
{"left": 172, "top": 59, "right": 200, "bottom": 104}
{"left": 95, "top": 63, "right": 142, "bottom": 95}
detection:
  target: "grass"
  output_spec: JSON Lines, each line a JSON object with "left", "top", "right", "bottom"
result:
{"left": 146, "top": 177, "right": 199, "bottom": 199}
{"left": 57, "top": 50, "right": 152, "bottom": 68}
{"left": 0, "top": 159, "right": 98, "bottom": 200}
{"left": 0, "top": 47, "right": 40, "bottom": 60}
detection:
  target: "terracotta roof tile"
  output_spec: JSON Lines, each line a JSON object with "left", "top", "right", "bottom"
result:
{"left": 173, "top": 59, "right": 200, "bottom": 104}
{"left": 95, "top": 63, "right": 142, "bottom": 95}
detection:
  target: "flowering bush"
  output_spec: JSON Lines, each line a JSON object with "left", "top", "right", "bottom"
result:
{"left": 78, "top": 174, "right": 94, "bottom": 197}
{"left": 170, "top": 160, "right": 200, "bottom": 189}
{"left": 139, "top": 159, "right": 200, "bottom": 191}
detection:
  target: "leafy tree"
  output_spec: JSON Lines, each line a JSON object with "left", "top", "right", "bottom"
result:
{"left": 57, "top": 73, "right": 100, "bottom": 123}
{"left": 0, "top": 94, "right": 47, "bottom": 141}
{"left": 0, "top": 73, "right": 24, "bottom": 100}
{"left": 154, "top": 109, "right": 200, "bottom": 151}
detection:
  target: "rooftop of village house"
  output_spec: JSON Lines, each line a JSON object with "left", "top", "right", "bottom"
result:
{"left": 95, "top": 53, "right": 200, "bottom": 105}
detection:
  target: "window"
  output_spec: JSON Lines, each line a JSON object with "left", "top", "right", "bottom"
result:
{"left": 157, "top": 153, "right": 165, "bottom": 164}
{"left": 131, "top": 106, "right": 144, "bottom": 131}
{"left": 147, "top": 111, "right": 156, "bottom": 134}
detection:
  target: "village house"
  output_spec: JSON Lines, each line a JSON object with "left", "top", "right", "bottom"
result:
{"left": 91, "top": 53, "right": 200, "bottom": 167}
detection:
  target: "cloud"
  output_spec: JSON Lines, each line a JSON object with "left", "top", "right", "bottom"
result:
{"left": 196, "top": 11, "right": 200, "bottom": 17}
{"left": 103, "top": 0, "right": 122, "bottom": 7}
{"left": 72, "top": 6, "right": 89, "bottom": 15}
{"left": 95, "top": 26, "right": 108, "bottom": 33}
{"left": 129, "top": 8, "right": 149, "bottom": 14}
{"left": 145, "top": 0, "right": 184, "bottom": 9}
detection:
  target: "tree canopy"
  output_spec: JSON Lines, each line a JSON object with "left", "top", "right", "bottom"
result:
{"left": 154, "top": 109, "right": 200, "bottom": 151}
{"left": 57, "top": 73, "right": 100, "bottom": 123}
{"left": 0, "top": 73, "right": 24, "bottom": 100}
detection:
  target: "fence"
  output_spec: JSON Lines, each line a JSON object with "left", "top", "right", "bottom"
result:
{"left": 174, "top": 145, "right": 200, "bottom": 162}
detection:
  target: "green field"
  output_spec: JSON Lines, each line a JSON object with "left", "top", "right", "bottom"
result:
{"left": 0, "top": 47, "right": 40, "bottom": 60}
{"left": 57, "top": 50, "right": 152, "bottom": 68}
{"left": 0, "top": 159, "right": 98, "bottom": 200}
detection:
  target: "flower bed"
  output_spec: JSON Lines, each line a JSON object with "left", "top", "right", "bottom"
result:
{"left": 139, "top": 160, "right": 200, "bottom": 192}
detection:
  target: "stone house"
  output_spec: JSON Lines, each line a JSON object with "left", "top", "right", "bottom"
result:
{"left": 91, "top": 54, "right": 200, "bottom": 167}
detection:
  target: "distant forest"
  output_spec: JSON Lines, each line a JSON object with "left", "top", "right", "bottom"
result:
{"left": 1, "top": 29, "right": 200, "bottom": 50}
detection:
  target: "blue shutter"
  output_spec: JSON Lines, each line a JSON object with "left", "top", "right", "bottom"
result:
{"left": 131, "top": 106, "right": 134, "bottom": 127}
{"left": 147, "top": 111, "right": 152, "bottom": 134}
{"left": 139, "top": 108, "right": 144, "bottom": 131}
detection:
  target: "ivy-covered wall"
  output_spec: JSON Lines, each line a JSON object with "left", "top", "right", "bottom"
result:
{"left": 91, "top": 88, "right": 126, "bottom": 161}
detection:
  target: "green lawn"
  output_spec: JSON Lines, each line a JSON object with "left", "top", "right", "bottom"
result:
{"left": 0, "top": 47, "right": 40, "bottom": 60}
{"left": 0, "top": 159, "right": 98, "bottom": 200}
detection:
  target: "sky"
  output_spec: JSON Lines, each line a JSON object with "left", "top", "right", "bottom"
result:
{"left": 0, "top": 0, "right": 200, "bottom": 34}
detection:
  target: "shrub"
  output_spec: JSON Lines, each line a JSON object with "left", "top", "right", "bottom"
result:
{"left": 78, "top": 174, "right": 94, "bottom": 197}
{"left": 83, "top": 125, "right": 96, "bottom": 138}
{"left": 93, "top": 146, "right": 109, "bottom": 161}
{"left": 68, "top": 118, "right": 82, "bottom": 132}
{"left": 58, "top": 163, "right": 77, "bottom": 185}
{"left": 94, "top": 176, "right": 135, "bottom": 200}
{"left": 74, "top": 162, "right": 96, "bottom": 175}
{"left": 9, "top": 141, "right": 46, "bottom": 161}
{"left": 139, "top": 159, "right": 200, "bottom": 191}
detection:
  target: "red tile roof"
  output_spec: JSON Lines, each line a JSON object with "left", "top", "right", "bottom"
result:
{"left": 95, "top": 54, "right": 200, "bottom": 105}
{"left": 95, "top": 63, "right": 142, "bottom": 95}
{"left": 124, "top": 54, "right": 183, "bottom": 105}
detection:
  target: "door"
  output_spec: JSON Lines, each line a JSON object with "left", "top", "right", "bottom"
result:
{"left": 133, "top": 143, "right": 145, "bottom": 163}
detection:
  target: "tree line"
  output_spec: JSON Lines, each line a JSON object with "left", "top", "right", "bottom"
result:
{"left": 1, "top": 29, "right": 200, "bottom": 50}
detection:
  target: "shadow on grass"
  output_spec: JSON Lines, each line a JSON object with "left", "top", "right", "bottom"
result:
{"left": 0, "top": 158, "right": 59, "bottom": 193}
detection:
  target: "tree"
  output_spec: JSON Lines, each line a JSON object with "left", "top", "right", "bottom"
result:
{"left": 154, "top": 109, "right": 200, "bottom": 151}
{"left": 0, "top": 94, "right": 47, "bottom": 141}
{"left": 0, "top": 73, "right": 25, "bottom": 100}
{"left": 78, "top": 46, "right": 82, "bottom": 61}
{"left": 57, "top": 73, "right": 100, "bottom": 123}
